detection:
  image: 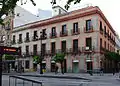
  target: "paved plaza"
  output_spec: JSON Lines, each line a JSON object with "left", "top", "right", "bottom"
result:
{"left": 2, "top": 72, "right": 120, "bottom": 86}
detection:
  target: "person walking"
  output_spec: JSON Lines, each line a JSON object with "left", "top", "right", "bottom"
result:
{"left": 55, "top": 64, "right": 58, "bottom": 74}
{"left": 112, "top": 68, "right": 115, "bottom": 75}
{"left": 100, "top": 67, "right": 104, "bottom": 76}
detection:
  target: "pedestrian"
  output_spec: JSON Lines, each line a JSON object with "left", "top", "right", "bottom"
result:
{"left": 100, "top": 67, "right": 104, "bottom": 76}
{"left": 15, "top": 65, "right": 17, "bottom": 72}
{"left": 119, "top": 69, "right": 120, "bottom": 78}
{"left": 55, "top": 64, "right": 58, "bottom": 74}
{"left": 112, "top": 68, "right": 115, "bottom": 75}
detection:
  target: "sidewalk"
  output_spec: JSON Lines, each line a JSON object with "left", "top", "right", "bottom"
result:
{"left": 2, "top": 71, "right": 120, "bottom": 81}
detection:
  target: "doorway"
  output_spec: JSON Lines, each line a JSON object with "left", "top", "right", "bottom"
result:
{"left": 73, "top": 62, "right": 79, "bottom": 73}
{"left": 86, "top": 62, "right": 93, "bottom": 71}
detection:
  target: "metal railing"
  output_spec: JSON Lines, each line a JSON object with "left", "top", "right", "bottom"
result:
{"left": 9, "top": 75, "right": 42, "bottom": 86}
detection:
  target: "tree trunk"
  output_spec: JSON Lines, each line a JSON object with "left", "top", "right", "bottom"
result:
{"left": 60, "top": 61, "right": 64, "bottom": 74}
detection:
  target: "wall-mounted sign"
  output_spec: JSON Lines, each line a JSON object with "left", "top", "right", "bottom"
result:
{"left": 0, "top": 46, "right": 21, "bottom": 55}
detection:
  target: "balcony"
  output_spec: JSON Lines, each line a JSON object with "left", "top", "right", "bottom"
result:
{"left": 100, "top": 47, "right": 108, "bottom": 53}
{"left": 60, "top": 30, "right": 68, "bottom": 37}
{"left": 100, "top": 28, "right": 104, "bottom": 34}
{"left": 82, "top": 46, "right": 95, "bottom": 53}
{"left": 104, "top": 32, "right": 107, "bottom": 38}
{"left": 24, "top": 38, "right": 30, "bottom": 42}
{"left": 11, "top": 40, "right": 16, "bottom": 45}
{"left": 84, "top": 26, "right": 94, "bottom": 33}
{"left": 22, "top": 52, "right": 31, "bottom": 57}
{"left": 17, "top": 39, "right": 23, "bottom": 44}
{"left": 50, "top": 32, "right": 57, "bottom": 38}
{"left": 71, "top": 29, "right": 80, "bottom": 35}
{"left": 32, "top": 36, "right": 39, "bottom": 41}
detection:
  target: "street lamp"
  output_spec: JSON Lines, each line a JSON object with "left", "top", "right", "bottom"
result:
{"left": 39, "top": 31, "right": 47, "bottom": 74}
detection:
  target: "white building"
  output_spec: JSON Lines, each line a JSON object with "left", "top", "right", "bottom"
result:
{"left": 14, "top": 6, "right": 52, "bottom": 27}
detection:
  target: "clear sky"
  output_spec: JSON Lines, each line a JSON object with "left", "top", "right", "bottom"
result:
{"left": 17, "top": 0, "right": 120, "bottom": 36}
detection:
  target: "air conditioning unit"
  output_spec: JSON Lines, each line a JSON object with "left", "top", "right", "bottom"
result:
{"left": 85, "top": 47, "right": 89, "bottom": 50}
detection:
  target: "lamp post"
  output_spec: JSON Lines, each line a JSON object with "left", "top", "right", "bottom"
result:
{"left": 40, "top": 31, "right": 47, "bottom": 74}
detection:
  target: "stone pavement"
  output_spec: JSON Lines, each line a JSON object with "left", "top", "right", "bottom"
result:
{"left": 2, "top": 72, "right": 120, "bottom": 86}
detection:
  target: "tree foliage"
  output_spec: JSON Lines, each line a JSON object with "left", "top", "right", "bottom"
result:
{"left": 3, "top": 54, "right": 15, "bottom": 60}
{"left": 65, "top": 0, "right": 82, "bottom": 10}
{"left": 52, "top": 53, "right": 65, "bottom": 63}
{"left": 0, "top": 0, "right": 82, "bottom": 24}
{"left": 33, "top": 55, "right": 41, "bottom": 64}
{"left": 0, "top": 0, "right": 36, "bottom": 24}
{"left": 104, "top": 51, "right": 120, "bottom": 62}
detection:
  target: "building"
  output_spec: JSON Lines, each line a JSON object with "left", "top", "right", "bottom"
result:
{"left": 14, "top": 6, "right": 52, "bottom": 27}
{"left": 115, "top": 33, "right": 120, "bottom": 54}
{"left": 0, "top": 12, "right": 14, "bottom": 46}
{"left": 11, "top": 6, "right": 116, "bottom": 73}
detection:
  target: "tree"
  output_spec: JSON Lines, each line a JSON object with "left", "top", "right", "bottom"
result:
{"left": 0, "top": 0, "right": 82, "bottom": 24}
{"left": 52, "top": 53, "right": 65, "bottom": 74}
{"left": 104, "top": 51, "right": 120, "bottom": 72}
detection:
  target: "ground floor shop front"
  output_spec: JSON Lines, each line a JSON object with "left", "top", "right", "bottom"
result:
{"left": 17, "top": 53, "right": 105, "bottom": 73}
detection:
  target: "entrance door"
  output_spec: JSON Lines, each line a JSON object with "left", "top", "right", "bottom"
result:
{"left": 87, "top": 62, "right": 93, "bottom": 71}
{"left": 51, "top": 63, "right": 55, "bottom": 72}
{"left": 64, "top": 59, "right": 67, "bottom": 73}
{"left": 73, "top": 62, "right": 79, "bottom": 73}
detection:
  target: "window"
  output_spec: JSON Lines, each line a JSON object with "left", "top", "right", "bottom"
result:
{"left": 104, "top": 41, "right": 106, "bottom": 49}
{"left": 26, "top": 32, "right": 29, "bottom": 40}
{"left": 62, "top": 24, "right": 67, "bottom": 34}
{"left": 86, "top": 19, "right": 92, "bottom": 31}
{"left": 41, "top": 43, "right": 46, "bottom": 55}
{"left": 26, "top": 45, "right": 29, "bottom": 55}
{"left": 25, "top": 60, "right": 29, "bottom": 69}
{"left": 59, "top": 9, "right": 61, "bottom": 14}
{"left": 19, "top": 34, "right": 22, "bottom": 42}
{"left": 104, "top": 26, "right": 106, "bottom": 35}
{"left": 73, "top": 39, "right": 78, "bottom": 52}
{"left": 33, "top": 44, "right": 37, "bottom": 55}
{"left": 42, "top": 29, "right": 47, "bottom": 38}
{"left": 86, "top": 38, "right": 92, "bottom": 50}
{"left": 13, "top": 35, "right": 15, "bottom": 42}
{"left": 61, "top": 41, "right": 66, "bottom": 52}
{"left": 7, "top": 35, "right": 9, "bottom": 40}
{"left": 42, "top": 29, "right": 46, "bottom": 35}
{"left": 73, "top": 22, "right": 78, "bottom": 33}
{"left": 52, "top": 27, "right": 56, "bottom": 36}
{"left": 51, "top": 42, "right": 56, "bottom": 55}
{"left": 100, "top": 21, "right": 103, "bottom": 31}
{"left": 19, "top": 46, "right": 22, "bottom": 53}
{"left": 33, "top": 31, "right": 38, "bottom": 39}
{"left": 100, "top": 38, "right": 102, "bottom": 49}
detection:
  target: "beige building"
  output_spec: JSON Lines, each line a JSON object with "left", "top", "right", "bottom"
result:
{"left": 11, "top": 6, "right": 116, "bottom": 73}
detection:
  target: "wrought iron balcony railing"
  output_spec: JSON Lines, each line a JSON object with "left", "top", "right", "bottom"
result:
{"left": 71, "top": 28, "right": 80, "bottom": 35}
{"left": 49, "top": 32, "right": 57, "bottom": 38}
{"left": 60, "top": 30, "right": 68, "bottom": 37}
{"left": 84, "top": 26, "right": 94, "bottom": 33}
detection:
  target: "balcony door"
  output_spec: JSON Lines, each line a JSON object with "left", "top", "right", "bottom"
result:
{"left": 86, "top": 38, "right": 92, "bottom": 50}
{"left": 62, "top": 25, "right": 67, "bottom": 34}
{"left": 73, "top": 39, "right": 78, "bottom": 52}
{"left": 51, "top": 42, "right": 56, "bottom": 55}
{"left": 86, "top": 20, "right": 91, "bottom": 31}
{"left": 73, "top": 22, "right": 78, "bottom": 33}
{"left": 33, "top": 44, "right": 37, "bottom": 55}
{"left": 26, "top": 45, "right": 29, "bottom": 55}
{"left": 61, "top": 41, "right": 66, "bottom": 53}
{"left": 52, "top": 27, "right": 56, "bottom": 36}
{"left": 41, "top": 43, "right": 46, "bottom": 56}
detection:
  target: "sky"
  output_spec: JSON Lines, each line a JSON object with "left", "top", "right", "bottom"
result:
{"left": 17, "top": 0, "right": 120, "bottom": 36}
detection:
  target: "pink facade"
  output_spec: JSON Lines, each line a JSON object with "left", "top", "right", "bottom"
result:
{"left": 12, "top": 6, "right": 116, "bottom": 73}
